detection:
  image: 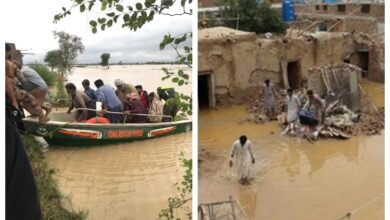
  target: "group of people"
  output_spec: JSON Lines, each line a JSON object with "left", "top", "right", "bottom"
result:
{"left": 230, "top": 80, "right": 326, "bottom": 185}
{"left": 261, "top": 79, "right": 325, "bottom": 135}
{"left": 66, "top": 78, "right": 179, "bottom": 123}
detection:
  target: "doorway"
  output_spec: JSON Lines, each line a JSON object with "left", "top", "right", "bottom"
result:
{"left": 287, "top": 61, "right": 301, "bottom": 89}
{"left": 356, "top": 51, "right": 369, "bottom": 78}
{"left": 198, "top": 72, "right": 215, "bottom": 108}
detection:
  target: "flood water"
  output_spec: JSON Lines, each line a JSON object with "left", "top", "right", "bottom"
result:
{"left": 67, "top": 64, "right": 191, "bottom": 95}
{"left": 199, "top": 81, "right": 384, "bottom": 220}
{"left": 45, "top": 65, "right": 192, "bottom": 219}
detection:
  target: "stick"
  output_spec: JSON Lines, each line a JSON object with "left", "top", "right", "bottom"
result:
{"left": 328, "top": 6, "right": 362, "bottom": 32}
{"left": 75, "top": 108, "right": 173, "bottom": 120}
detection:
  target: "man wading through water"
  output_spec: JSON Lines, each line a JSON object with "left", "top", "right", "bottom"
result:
{"left": 229, "top": 135, "right": 255, "bottom": 185}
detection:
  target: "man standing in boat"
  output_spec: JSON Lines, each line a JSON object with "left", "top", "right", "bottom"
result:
{"left": 94, "top": 79, "right": 123, "bottom": 123}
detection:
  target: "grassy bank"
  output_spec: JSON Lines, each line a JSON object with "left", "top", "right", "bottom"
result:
{"left": 22, "top": 135, "right": 87, "bottom": 220}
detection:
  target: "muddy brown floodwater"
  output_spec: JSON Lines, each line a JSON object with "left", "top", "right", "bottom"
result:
{"left": 45, "top": 65, "right": 192, "bottom": 219}
{"left": 199, "top": 81, "right": 383, "bottom": 220}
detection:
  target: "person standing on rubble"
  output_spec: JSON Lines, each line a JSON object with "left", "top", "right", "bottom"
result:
{"left": 304, "top": 90, "right": 325, "bottom": 124}
{"left": 262, "top": 79, "right": 277, "bottom": 120}
{"left": 283, "top": 88, "right": 301, "bottom": 135}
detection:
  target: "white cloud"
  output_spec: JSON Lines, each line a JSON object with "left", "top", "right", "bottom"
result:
{"left": 4, "top": 0, "right": 192, "bottom": 64}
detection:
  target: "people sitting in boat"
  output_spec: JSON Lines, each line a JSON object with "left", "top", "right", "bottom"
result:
{"left": 148, "top": 92, "right": 164, "bottom": 122}
{"left": 82, "top": 79, "right": 97, "bottom": 110}
{"left": 135, "top": 85, "right": 149, "bottom": 109}
{"left": 94, "top": 79, "right": 123, "bottom": 123}
{"left": 65, "top": 83, "right": 96, "bottom": 122}
{"left": 157, "top": 86, "right": 178, "bottom": 122}
{"left": 114, "top": 79, "right": 139, "bottom": 103}
{"left": 6, "top": 60, "right": 49, "bottom": 122}
{"left": 123, "top": 92, "right": 148, "bottom": 123}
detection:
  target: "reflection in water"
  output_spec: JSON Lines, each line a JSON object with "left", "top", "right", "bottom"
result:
{"left": 46, "top": 65, "right": 192, "bottom": 220}
{"left": 199, "top": 81, "right": 383, "bottom": 220}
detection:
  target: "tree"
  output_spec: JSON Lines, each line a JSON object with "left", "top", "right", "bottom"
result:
{"left": 53, "top": 31, "right": 85, "bottom": 76}
{"left": 218, "top": 1, "right": 286, "bottom": 34}
{"left": 100, "top": 53, "right": 110, "bottom": 68}
{"left": 44, "top": 50, "right": 62, "bottom": 72}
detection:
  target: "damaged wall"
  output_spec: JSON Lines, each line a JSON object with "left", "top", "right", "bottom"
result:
{"left": 307, "top": 63, "right": 361, "bottom": 111}
{"left": 293, "top": 14, "right": 378, "bottom": 35}
{"left": 199, "top": 27, "right": 383, "bottom": 108}
{"left": 295, "top": 3, "right": 384, "bottom": 22}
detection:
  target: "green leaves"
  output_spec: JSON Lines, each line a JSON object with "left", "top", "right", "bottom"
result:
{"left": 135, "top": 3, "right": 143, "bottom": 10}
{"left": 89, "top": 20, "right": 97, "bottom": 26}
{"left": 107, "top": 12, "right": 115, "bottom": 17}
{"left": 98, "top": 17, "right": 106, "bottom": 23}
{"left": 160, "top": 34, "right": 174, "bottom": 50}
{"left": 116, "top": 4, "right": 124, "bottom": 12}
{"left": 80, "top": 4, "right": 86, "bottom": 12}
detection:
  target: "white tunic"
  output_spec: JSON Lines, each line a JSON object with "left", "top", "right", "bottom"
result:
{"left": 286, "top": 95, "right": 300, "bottom": 123}
{"left": 230, "top": 140, "right": 255, "bottom": 179}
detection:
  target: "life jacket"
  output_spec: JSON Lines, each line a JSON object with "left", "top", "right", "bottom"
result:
{"left": 86, "top": 116, "right": 110, "bottom": 124}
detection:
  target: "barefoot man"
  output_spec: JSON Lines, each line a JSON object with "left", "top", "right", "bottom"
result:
{"left": 229, "top": 135, "right": 255, "bottom": 184}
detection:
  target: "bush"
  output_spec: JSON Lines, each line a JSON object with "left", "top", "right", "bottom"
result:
{"left": 28, "top": 63, "right": 57, "bottom": 86}
{"left": 218, "top": 1, "right": 286, "bottom": 34}
{"left": 55, "top": 79, "right": 70, "bottom": 107}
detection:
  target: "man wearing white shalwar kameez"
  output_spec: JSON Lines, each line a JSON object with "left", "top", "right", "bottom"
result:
{"left": 262, "top": 79, "right": 277, "bottom": 119}
{"left": 229, "top": 135, "right": 255, "bottom": 184}
{"left": 282, "top": 88, "right": 300, "bottom": 135}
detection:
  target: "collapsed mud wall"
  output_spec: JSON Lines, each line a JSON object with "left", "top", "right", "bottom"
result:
{"left": 307, "top": 63, "right": 361, "bottom": 111}
{"left": 199, "top": 27, "right": 383, "bottom": 108}
{"left": 292, "top": 14, "right": 378, "bottom": 35}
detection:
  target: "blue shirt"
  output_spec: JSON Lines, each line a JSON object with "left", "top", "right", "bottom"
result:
{"left": 84, "top": 88, "right": 97, "bottom": 102}
{"left": 96, "top": 85, "right": 122, "bottom": 110}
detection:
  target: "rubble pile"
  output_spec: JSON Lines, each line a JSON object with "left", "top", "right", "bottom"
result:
{"left": 321, "top": 102, "right": 384, "bottom": 138}
{"left": 346, "top": 107, "right": 384, "bottom": 136}
{"left": 242, "top": 87, "right": 384, "bottom": 139}
{"left": 241, "top": 87, "right": 290, "bottom": 124}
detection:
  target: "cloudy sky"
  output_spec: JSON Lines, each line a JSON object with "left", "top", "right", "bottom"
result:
{"left": 4, "top": 0, "right": 192, "bottom": 64}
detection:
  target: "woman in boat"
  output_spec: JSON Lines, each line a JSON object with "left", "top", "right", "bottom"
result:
{"left": 65, "top": 83, "right": 96, "bottom": 122}
{"left": 135, "top": 85, "right": 149, "bottom": 109}
{"left": 148, "top": 92, "right": 164, "bottom": 122}
{"left": 229, "top": 135, "right": 256, "bottom": 185}
{"left": 123, "top": 92, "right": 148, "bottom": 123}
